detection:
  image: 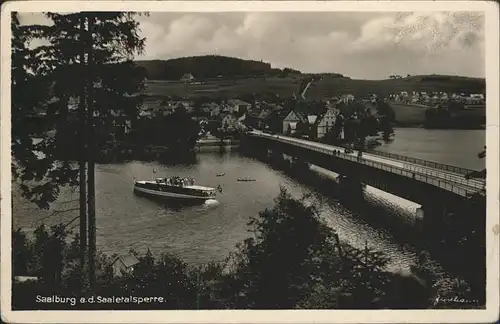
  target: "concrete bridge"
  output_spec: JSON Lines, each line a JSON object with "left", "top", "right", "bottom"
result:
{"left": 245, "top": 130, "right": 486, "bottom": 229}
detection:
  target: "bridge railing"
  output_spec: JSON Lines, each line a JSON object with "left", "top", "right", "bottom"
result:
{"left": 366, "top": 149, "right": 482, "bottom": 177}
{"left": 301, "top": 142, "right": 475, "bottom": 198}
{"left": 253, "top": 133, "right": 482, "bottom": 198}
{"left": 401, "top": 163, "right": 485, "bottom": 190}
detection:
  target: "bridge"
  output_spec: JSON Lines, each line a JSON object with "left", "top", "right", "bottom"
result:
{"left": 245, "top": 130, "right": 486, "bottom": 229}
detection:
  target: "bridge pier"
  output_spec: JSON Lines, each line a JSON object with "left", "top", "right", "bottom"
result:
{"left": 416, "top": 204, "right": 449, "bottom": 236}
{"left": 337, "top": 175, "right": 365, "bottom": 202}
{"left": 289, "top": 156, "right": 309, "bottom": 173}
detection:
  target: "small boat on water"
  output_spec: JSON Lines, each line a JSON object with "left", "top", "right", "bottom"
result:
{"left": 134, "top": 176, "right": 218, "bottom": 202}
{"left": 216, "top": 172, "right": 225, "bottom": 177}
{"left": 237, "top": 177, "right": 256, "bottom": 182}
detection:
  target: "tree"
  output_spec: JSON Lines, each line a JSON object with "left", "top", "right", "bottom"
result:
{"left": 15, "top": 12, "right": 147, "bottom": 287}
{"left": 162, "top": 106, "right": 201, "bottom": 153}
{"left": 228, "top": 188, "right": 337, "bottom": 308}
{"left": 12, "top": 228, "right": 32, "bottom": 276}
{"left": 225, "top": 188, "right": 402, "bottom": 309}
{"left": 11, "top": 12, "right": 79, "bottom": 210}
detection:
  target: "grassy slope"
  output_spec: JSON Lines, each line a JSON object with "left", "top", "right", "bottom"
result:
{"left": 143, "top": 75, "right": 485, "bottom": 101}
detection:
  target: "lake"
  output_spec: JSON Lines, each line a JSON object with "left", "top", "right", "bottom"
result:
{"left": 12, "top": 128, "right": 485, "bottom": 273}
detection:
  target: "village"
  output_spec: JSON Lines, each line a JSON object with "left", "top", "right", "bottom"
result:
{"left": 22, "top": 70, "right": 487, "bottom": 158}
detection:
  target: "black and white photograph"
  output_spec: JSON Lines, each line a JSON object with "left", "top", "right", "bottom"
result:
{"left": 1, "top": 1, "right": 499, "bottom": 323}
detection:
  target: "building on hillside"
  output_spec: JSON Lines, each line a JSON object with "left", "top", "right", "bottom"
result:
{"left": 316, "top": 108, "right": 339, "bottom": 139}
{"left": 262, "top": 109, "right": 289, "bottom": 133}
{"left": 282, "top": 109, "right": 307, "bottom": 135}
{"left": 220, "top": 113, "right": 238, "bottom": 130}
{"left": 210, "top": 106, "right": 222, "bottom": 118}
{"left": 227, "top": 99, "right": 251, "bottom": 114}
{"left": 201, "top": 102, "right": 219, "bottom": 115}
{"left": 111, "top": 254, "right": 140, "bottom": 277}
{"left": 341, "top": 94, "right": 355, "bottom": 104}
{"left": 180, "top": 73, "right": 195, "bottom": 82}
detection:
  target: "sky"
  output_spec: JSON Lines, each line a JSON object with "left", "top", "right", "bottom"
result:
{"left": 19, "top": 11, "right": 485, "bottom": 80}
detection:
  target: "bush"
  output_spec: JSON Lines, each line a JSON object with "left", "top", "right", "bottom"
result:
{"left": 13, "top": 189, "right": 466, "bottom": 310}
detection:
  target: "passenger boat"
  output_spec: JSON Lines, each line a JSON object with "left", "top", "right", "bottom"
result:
{"left": 134, "top": 176, "right": 218, "bottom": 201}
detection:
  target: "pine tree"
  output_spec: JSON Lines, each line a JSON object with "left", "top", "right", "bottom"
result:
{"left": 11, "top": 12, "right": 78, "bottom": 210}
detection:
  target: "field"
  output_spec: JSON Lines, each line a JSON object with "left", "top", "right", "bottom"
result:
{"left": 144, "top": 75, "right": 485, "bottom": 101}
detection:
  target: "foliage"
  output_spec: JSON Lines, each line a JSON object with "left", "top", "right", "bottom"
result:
{"left": 11, "top": 12, "right": 147, "bottom": 208}
{"left": 14, "top": 188, "right": 480, "bottom": 310}
{"left": 133, "top": 106, "right": 201, "bottom": 151}
{"left": 11, "top": 12, "right": 78, "bottom": 209}
{"left": 409, "top": 251, "right": 479, "bottom": 309}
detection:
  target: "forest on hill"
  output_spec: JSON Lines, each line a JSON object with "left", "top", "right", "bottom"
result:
{"left": 135, "top": 55, "right": 303, "bottom": 80}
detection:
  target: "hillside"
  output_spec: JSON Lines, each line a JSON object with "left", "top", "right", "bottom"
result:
{"left": 142, "top": 74, "right": 486, "bottom": 100}
{"left": 135, "top": 55, "right": 484, "bottom": 99}
{"left": 136, "top": 55, "right": 302, "bottom": 80}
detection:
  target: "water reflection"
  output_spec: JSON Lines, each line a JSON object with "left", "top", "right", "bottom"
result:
{"left": 157, "top": 151, "right": 199, "bottom": 166}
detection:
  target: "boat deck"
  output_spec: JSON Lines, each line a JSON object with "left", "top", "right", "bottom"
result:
{"left": 135, "top": 180, "right": 215, "bottom": 191}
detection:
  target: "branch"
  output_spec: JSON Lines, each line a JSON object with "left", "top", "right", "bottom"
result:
{"left": 32, "top": 207, "right": 80, "bottom": 226}
{"left": 67, "top": 223, "right": 80, "bottom": 232}
{"left": 63, "top": 216, "right": 80, "bottom": 230}
{"left": 57, "top": 199, "right": 79, "bottom": 205}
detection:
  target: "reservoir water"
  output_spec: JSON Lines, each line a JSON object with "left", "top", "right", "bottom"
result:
{"left": 12, "top": 128, "right": 485, "bottom": 272}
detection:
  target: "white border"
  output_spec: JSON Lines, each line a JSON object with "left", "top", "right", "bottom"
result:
{"left": 1, "top": 1, "right": 499, "bottom": 323}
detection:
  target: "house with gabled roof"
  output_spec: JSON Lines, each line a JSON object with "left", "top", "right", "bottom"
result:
{"left": 282, "top": 109, "right": 307, "bottom": 135}
{"left": 180, "top": 73, "right": 195, "bottom": 82}
{"left": 220, "top": 112, "right": 239, "bottom": 131}
{"left": 316, "top": 107, "right": 339, "bottom": 139}
{"left": 227, "top": 99, "right": 251, "bottom": 114}
{"left": 111, "top": 254, "right": 140, "bottom": 277}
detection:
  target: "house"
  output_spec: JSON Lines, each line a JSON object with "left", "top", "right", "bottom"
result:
{"left": 220, "top": 113, "right": 238, "bottom": 130}
{"left": 258, "top": 108, "right": 272, "bottom": 120}
{"left": 227, "top": 99, "right": 251, "bottom": 114}
{"left": 341, "top": 94, "right": 355, "bottom": 104}
{"left": 210, "top": 106, "right": 222, "bottom": 118}
{"left": 111, "top": 254, "right": 140, "bottom": 277}
{"left": 92, "top": 110, "right": 133, "bottom": 142}
{"left": 170, "top": 100, "right": 194, "bottom": 113}
{"left": 110, "top": 117, "right": 132, "bottom": 141}
{"left": 267, "top": 103, "right": 283, "bottom": 111}
{"left": 316, "top": 108, "right": 339, "bottom": 139}
{"left": 201, "top": 102, "right": 219, "bottom": 114}
{"left": 180, "top": 73, "right": 195, "bottom": 82}
{"left": 282, "top": 109, "right": 307, "bottom": 135}
{"left": 264, "top": 109, "right": 290, "bottom": 133}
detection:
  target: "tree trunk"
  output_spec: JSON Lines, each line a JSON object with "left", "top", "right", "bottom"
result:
{"left": 86, "top": 14, "right": 97, "bottom": 289}
{"left": 78, "top": 13, "right": 88, "bottom": 277}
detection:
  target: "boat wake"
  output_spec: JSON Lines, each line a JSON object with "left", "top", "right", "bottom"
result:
{"left": 204, "top": 199, "right": 220, "bottom": 206}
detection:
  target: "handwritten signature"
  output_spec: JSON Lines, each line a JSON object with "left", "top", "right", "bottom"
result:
{"left": 433, "top": 295, "right": 479, "bottom": 306}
